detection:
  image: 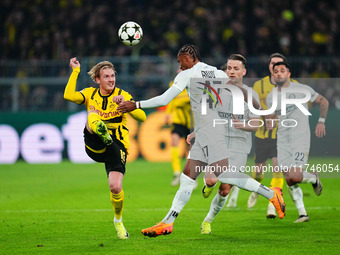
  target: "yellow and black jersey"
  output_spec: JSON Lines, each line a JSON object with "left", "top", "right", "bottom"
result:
{"left": 80, "top": 86, "right": 132, "bottom": 130}
{"left": 64, "top": 66, "right": 146, "bottom": 152}
{"left": 253, "top": 76, "right": 298, "bottom": 139}
{"left": 166, "top": 81, "right": 191, "bottom": 130}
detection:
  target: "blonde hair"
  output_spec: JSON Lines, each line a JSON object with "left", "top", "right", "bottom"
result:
{"left": 87, "top": 61, "right": 116, "bottom": 82}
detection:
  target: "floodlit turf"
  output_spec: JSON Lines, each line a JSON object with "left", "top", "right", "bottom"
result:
{"left": 1, "top": 158, "right": 340, "bottom": 254}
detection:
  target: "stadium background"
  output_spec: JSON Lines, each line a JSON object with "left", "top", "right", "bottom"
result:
{"left": 0, "top": 0, "right": 339, "bottom": 162}
{"left": 1, "top": 2, "right": 340, "bottom": 255}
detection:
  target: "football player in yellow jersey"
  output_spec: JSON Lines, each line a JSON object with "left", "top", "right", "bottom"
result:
{"left": 248, "top": 53, "right": 297, "bottom": 218}
{"left": 64, "top": 57, "right": 146, "bottom": 239}
{"left": 165, "top": 74, "right": 191, "bottom": 186}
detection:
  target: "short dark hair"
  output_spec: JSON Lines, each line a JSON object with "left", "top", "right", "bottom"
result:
{"left": 178, "top": 44, "right": 202, "bottom": 62}
{"left": 268, "top": 53, "right": 287, "bottom": 64}
{"left": 272, "top": 61, "right": 290, "bottom": 70}
{"left": 228, "top": 54, "right": 247, "bottom": 67}
{"left": 220, "top": 54, "right": 246, "bottom": 71}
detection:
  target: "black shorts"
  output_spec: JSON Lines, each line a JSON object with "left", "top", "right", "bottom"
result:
{"left": 83, "top": 128, "right": 127, "bottom": 175}
{"left": 254, "top": 137, "right": 277, "bottom": 164}
{"left": 171, "top": 123, "right": 190, "bottom": 138}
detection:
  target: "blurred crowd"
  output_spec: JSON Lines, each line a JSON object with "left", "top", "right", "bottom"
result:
{"left": 0, "top": 0, "right": 340, "bottom": 112}
{"left": 1, "top": 0, "right": 339, "bottom": 60}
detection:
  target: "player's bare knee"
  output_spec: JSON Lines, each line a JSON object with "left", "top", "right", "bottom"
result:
{"left": 109, "top": 183, "right": 122, "bottom": 194}
{"left": 290, "top": 177, "right": 302, "bottom": 185}
{"left": 205, "top": 177, "right": 217, "bottom": 187}
{"left": 286, "top": 178, "right": 295, "bottom": 186}
{"left": 183, "top": 162, "right": 193, "bottom": 178}
{"left": 219, "top": 183, "right": 232, "bottom": 197}
{"left": 171, "top": 133, "right": 180, "bottom": 146}
{"left": 185, "top": 159, "right": 204, "bottom": 179}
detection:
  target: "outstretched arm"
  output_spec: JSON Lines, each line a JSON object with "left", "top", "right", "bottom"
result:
{"left": 64, "top": 57, "right": 84, "bottom": 104}
{"left": 112, "top": 94, "right": 146, "bottom": 122}
{"left": 117, "top": 85, "right": 183, "bottom": 113}
{"left": 313, "top": 94, "right": 329, "bottom": 138}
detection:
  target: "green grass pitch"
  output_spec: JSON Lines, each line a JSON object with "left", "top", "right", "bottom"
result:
{"left": 1, "top": 157, "right": 340, "bottom": 255}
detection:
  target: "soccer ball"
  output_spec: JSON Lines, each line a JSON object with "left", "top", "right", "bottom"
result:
{"left": 118, "top": 21, "right": 143, "bottom": 46}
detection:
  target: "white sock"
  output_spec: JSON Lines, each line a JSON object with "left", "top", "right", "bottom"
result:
{"left": 288, "top": 184, "right": 307, "bottom": 216}
{"left": 162, "top": 173, "right": 196, "bottom": 224}
{"left": 204, "top": 193, "right": 229, "bottom": 223}
{"left": 218, "top": 171, "right": 274, "bottom": 199}
{"left": 301, "top": 171, "right": 316, "bottom": 184}
{"left": 114, "top": 217, "right": 122, "bottom": 224}
{"left": 228, "top": 186, "right": 240, "bottom": 202}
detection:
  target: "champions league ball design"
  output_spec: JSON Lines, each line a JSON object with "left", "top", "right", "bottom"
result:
{"left": 118, "top": 21, "right": 143, "bottom": 46}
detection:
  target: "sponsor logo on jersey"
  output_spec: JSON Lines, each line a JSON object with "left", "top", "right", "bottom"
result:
{"left": 89, "top": 106, "right": 120, "bottom": 118}
{"left": 201, "top": 70, "right": 216, "bottom": 78}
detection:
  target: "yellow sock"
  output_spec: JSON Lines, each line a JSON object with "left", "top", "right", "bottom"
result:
{"left": 88, "top": 112, "right": 101, "bottom": 133}
{"left": 171, "top": 147, "right": 181, "bottom": 174}
{"left": 270, "top": 171, "right": 284, "bottom": 189}
{"left": 110, "top": 190, "right": 124, "bottom": 220}
{"left": 251, "top": 170, "right": 264, "bottom": 183}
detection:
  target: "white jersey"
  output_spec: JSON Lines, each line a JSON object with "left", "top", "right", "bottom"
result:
{"left": 174, "top": 62, "right": 231, "bottom": 164}
{"left": 267, "top": 82, "right": 318, "bottom": 147}
{"left": 139, "top": 61, "right": 231, "bottom": 164}
{"left": 216, "top": 84, "right": 260, "bottom": 154}
{"left": 172, "top": 62, "right": 229, "bottom": 134}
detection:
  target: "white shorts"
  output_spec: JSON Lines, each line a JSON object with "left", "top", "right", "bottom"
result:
{"left": 228, "top": 151, "right": 248, "bottom": 173}
{"left": 203, "top": 151, "right": 248, "bottom": 180}
{"left": 188, "top": 130, "right": 229, "bottom": 165}
{"left": 278, "top": 144, "right": 309, "bottom": 170}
